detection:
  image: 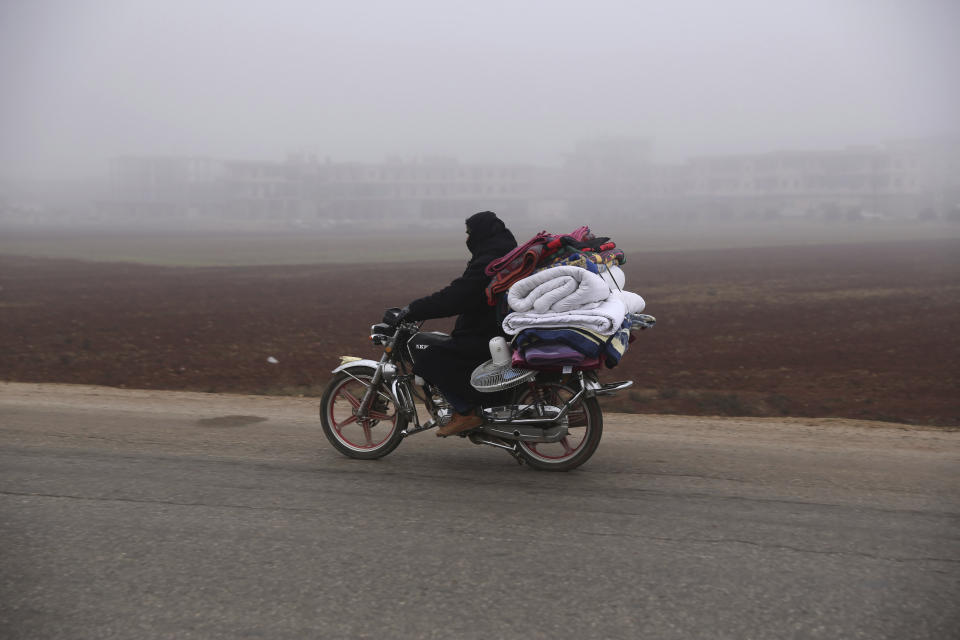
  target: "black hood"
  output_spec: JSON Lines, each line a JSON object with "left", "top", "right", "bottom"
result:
{"left": 465, "top": 211, "right": 515, "bottom": 256}
{"left": 405, "top": 210, "right": 517, "bottom": 341}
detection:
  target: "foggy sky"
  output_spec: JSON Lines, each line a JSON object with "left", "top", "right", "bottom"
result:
{"left": 2, "top": 0, "right": 959, "bottom": 181}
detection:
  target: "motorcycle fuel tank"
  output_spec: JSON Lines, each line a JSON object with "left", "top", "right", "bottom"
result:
{"left": 405, "top": 331, "right": 452, "bottom": 366}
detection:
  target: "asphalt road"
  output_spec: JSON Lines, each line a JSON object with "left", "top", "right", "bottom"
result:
{"left": 1, "top": 382, "right": 958, "bottom": 639}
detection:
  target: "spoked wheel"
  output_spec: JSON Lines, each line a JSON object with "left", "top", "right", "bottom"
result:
{"left": 515, "top": 380, "right": 603, "bottom": 471}
{"left": 319, "top": 367, "right": 406, "bottom": 459}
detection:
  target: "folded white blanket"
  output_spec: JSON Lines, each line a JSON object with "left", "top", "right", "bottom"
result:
{"left": 599, "top": 264, "right": 626, "bottom": 291}
{"left": 600, "top": 264, "right": 644, "bottom": 312}
{"left": 503, "top": 295, "right": 628, "bottom": 336}
{"left": 507, "top": 266, "right": 610, "bottom": 314}
{"left": 614, "top": 290, "right": 646, "bottom": 314}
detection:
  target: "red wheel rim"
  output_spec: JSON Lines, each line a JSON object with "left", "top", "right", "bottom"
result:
{"left": 517, "top": 384, "right": 591, "bottom": 462}
{"left": 327, "top": 375, "right": 397, "bottom": 451}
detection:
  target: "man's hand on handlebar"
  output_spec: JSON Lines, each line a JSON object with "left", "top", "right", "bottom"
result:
{"left": 382, "top": 306, "right": 410, "bottom": 326}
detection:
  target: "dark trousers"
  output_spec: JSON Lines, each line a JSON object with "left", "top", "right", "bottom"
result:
{"left": 412, "top": 334, "right": 491, "bottom": 413}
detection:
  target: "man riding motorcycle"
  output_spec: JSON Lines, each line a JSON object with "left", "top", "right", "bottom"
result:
{"left": 396, "top": 211, "right": 517, "bottom": 437}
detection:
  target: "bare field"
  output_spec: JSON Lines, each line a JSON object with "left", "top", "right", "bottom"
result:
{"left": 2, "top": 220, "right": 959, "bottom": 266}
{"left": 1, "top": 237, "right": 958, "bottom": 426}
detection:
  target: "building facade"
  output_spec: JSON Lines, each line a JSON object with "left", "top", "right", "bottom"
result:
{"left": 101, "top": 136, "right": 959, "bottom": 227}
{"left": 674, "top": 138, "right": 960, "bottom": 219}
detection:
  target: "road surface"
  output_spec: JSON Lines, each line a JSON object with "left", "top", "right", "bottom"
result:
{"left": 1, "top": 382, "right": 958, "bottom": 639}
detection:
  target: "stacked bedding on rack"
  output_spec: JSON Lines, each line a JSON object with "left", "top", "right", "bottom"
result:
{"left": 503, "top": 263, "right": 645, "bottom": 369}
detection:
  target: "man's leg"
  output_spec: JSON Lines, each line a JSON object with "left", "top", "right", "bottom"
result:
{"left": 414, "top": 337, "right": 489, "bottom": 436}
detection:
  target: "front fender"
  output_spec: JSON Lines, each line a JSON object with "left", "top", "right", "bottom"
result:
{"left": 331, "top": 357, "right": 412, "bottom": 418}
{"left": 331, "top": 357, "right": 381, "bottom": 374}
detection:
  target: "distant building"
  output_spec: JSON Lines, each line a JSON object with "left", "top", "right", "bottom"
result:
{"left": 560, "top": 137, "right": 653, "bottom": 221}
{"left": 99, "top": 136, "right": 960, "bottom": 227}
{"left": 671, "top": 137, "right": 960, "bottom": 219}
{"left": 290, "top": 155, "right": 542, "bottom": 226}
{"left": 220, "top": 160, "right": 300, "bottom": 222}
{"left": 105, "top": 156, "right": 225, "bottom": 222}
{"left": 103, "top": 154, "right": 547, "bottom": 228}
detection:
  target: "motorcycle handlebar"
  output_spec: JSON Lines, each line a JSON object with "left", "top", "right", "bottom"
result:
{"left": 382, "top": 306, "right": 408, "bottom": 326}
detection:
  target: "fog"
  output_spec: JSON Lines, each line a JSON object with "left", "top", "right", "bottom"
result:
{"left": 2, "top": 0, "right": 959, "bottom": 182}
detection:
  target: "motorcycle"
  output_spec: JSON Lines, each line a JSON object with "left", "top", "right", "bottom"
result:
{"left": 319, "top": 308, "right": 656, "bottom": 471}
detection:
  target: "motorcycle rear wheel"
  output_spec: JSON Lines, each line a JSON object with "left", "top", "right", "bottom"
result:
{"left": 319, "top": 368, "right": 406, "bottom": 459}
{"left": 514, "top": 380, "right": 603, "bottom": 472}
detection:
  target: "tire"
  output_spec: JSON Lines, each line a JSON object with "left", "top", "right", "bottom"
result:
{"left": 514, "top": 380, "right": 604, "bottom": 472}
{"left": 319, "top": 367, "right": 406, "bottom": 460}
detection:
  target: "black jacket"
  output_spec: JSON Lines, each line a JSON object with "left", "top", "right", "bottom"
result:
{"left": 406, "top": 211, "right": 517, "bottom": 340}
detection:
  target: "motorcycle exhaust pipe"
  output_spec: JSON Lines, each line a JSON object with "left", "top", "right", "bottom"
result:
{"left": 479, "top": 423, "right": 568, "bottom": 443}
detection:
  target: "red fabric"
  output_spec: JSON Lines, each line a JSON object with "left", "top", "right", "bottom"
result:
{"left": 483, "top": 226, "right": 600, "bottom": 306}
{"left": 484, "top": 231, "right": 551, "bottom": 276}
{"left": 484, "top": 244, "right": 551, "bottom": 305}
{"left": 485, "top": 227, "right": 593, "bottom": 276}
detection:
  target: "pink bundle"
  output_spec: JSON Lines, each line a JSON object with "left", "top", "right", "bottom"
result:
{"left": 484, "top": 227, "right": 592, "bottom": 276}
{"left": 485, "top": 243, "right": 549, "bottom": 305}
{"left": 484, "top": 231, "right": 552, "bottom": 276}
{"left": 483, "top": 227, "right": 595, "bottom": 306}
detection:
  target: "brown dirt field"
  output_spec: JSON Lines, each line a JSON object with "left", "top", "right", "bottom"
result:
{"left": 2, "top": 239, "right": 958, "bottom": 426}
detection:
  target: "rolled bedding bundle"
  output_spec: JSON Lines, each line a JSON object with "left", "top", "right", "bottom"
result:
{"left": 502, "top": 295, "right": 628, "bottom": 336}
{"left": 613, "top": 289, "right": 645, "bottom": 314}
{"left": 507, "top": 266, "right": 611, "bottom": 314}
{"left": 509, "top": 317, "right": 634, "bottom": 369}
{"left": 598, "top": 263, "right": 626, "bottom": 290}
{"left": 597, "top": 264, "right": 645, "bottom": 312}
{"left": 513, "top": 327, "right": 606, "bottom": 359}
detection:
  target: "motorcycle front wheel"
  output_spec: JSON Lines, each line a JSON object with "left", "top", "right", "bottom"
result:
{"left": 319, "top": 367, "right": 406, "bottom": 459}
{"left": 514, "top": 379, "right": 603, "bottom": 472}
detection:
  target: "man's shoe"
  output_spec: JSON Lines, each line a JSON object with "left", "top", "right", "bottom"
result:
{"left": 436, "top": 411, "right": 484, "bottom": 437}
